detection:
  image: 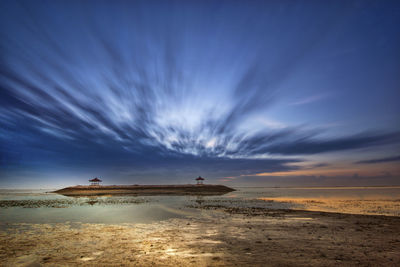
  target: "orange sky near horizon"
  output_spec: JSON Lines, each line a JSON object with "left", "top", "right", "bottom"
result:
{"left": 220, "top": 161, "right": 400, "bottom": 182}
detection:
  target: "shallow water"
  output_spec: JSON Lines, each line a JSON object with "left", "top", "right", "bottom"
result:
{"left": 0, "top": 187, "right": 399, "bottom": 225}
{"left": 0, "top": 192, "right": 203, "bottom": 224}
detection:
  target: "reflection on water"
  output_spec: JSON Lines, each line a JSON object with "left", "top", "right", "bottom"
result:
{"left": 0, "top": 194, "right": 204, "bottom": 224}
{"left": 0, "top": 187, "right": 400, "bottom": 225}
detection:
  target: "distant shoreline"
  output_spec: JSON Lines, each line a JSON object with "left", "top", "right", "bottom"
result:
{"left": 52, "top": 184, "right": 235, "bottom": 196}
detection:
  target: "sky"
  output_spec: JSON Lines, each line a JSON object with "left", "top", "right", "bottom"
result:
{"left": 0, "top": 0, "right": 399, "bottom": 188}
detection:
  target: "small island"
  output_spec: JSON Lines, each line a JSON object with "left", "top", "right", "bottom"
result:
{"left": 53, "top": 176, "right": 235, "bottom": 196}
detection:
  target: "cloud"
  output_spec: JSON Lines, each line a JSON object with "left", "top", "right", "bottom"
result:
{"left": 0, "top": 0, "right": 356, "bottom": 160}
{"left": 222, "top": 173, "right": 400, "bottom": 187}
{"left": 288, "top": 93, "right": 332, "bottom": 106}
{"left": 0, "top": 3, "right": 277, "bottom": 161}
{"left": 256, "top": 132, "right": 400, "bottom": 155}
{"left": 356, "top": 155, "right": 400, "bottom": 164}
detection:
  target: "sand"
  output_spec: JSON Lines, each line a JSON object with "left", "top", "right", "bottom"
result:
{"left": 258, "top": 197, "right": 400, "bottom": 216}
{"left": 1, "top": 207, "right": 400, "bottom": 266}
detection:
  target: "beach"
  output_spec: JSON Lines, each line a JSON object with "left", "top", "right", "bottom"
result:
{"left": 1, "top": 187, "right": 400, "bottom": 266}
{"left": 1, "top": 208, "right": 400, "bottom": 266}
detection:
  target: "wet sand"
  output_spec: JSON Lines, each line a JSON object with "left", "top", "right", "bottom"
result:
{"left": 1, "top": 207, "right": 400, "bottom": 266}
{"left": 258, "top": 197, "right": 400, "bottom": 216}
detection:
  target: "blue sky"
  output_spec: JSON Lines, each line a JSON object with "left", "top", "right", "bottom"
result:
{"left": 0, "top": 0, "right": 399, "bottom": 188}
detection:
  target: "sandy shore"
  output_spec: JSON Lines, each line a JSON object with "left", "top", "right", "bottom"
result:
{"left": 258, "top": 197, "right": 400, "bottom": 216}
{"left": 1, "top": 207, "right": 400, "bottom": 266}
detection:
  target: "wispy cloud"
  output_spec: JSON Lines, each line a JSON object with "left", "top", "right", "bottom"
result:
{"left": 257, "top": 132, "right": 400, "bottom": 156}
{"left": 289, "top": 93, "right": 332, "bottom": 106}
{"left": 356, "top": 155, "right": 400, "bottom": 164}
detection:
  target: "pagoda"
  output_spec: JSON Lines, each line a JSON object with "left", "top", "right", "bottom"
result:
{"left": 195, "top": 176, "right": 205, "bottom": 185}
{"left": 89, "top": 177, "right": 102, "bottom": 186}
